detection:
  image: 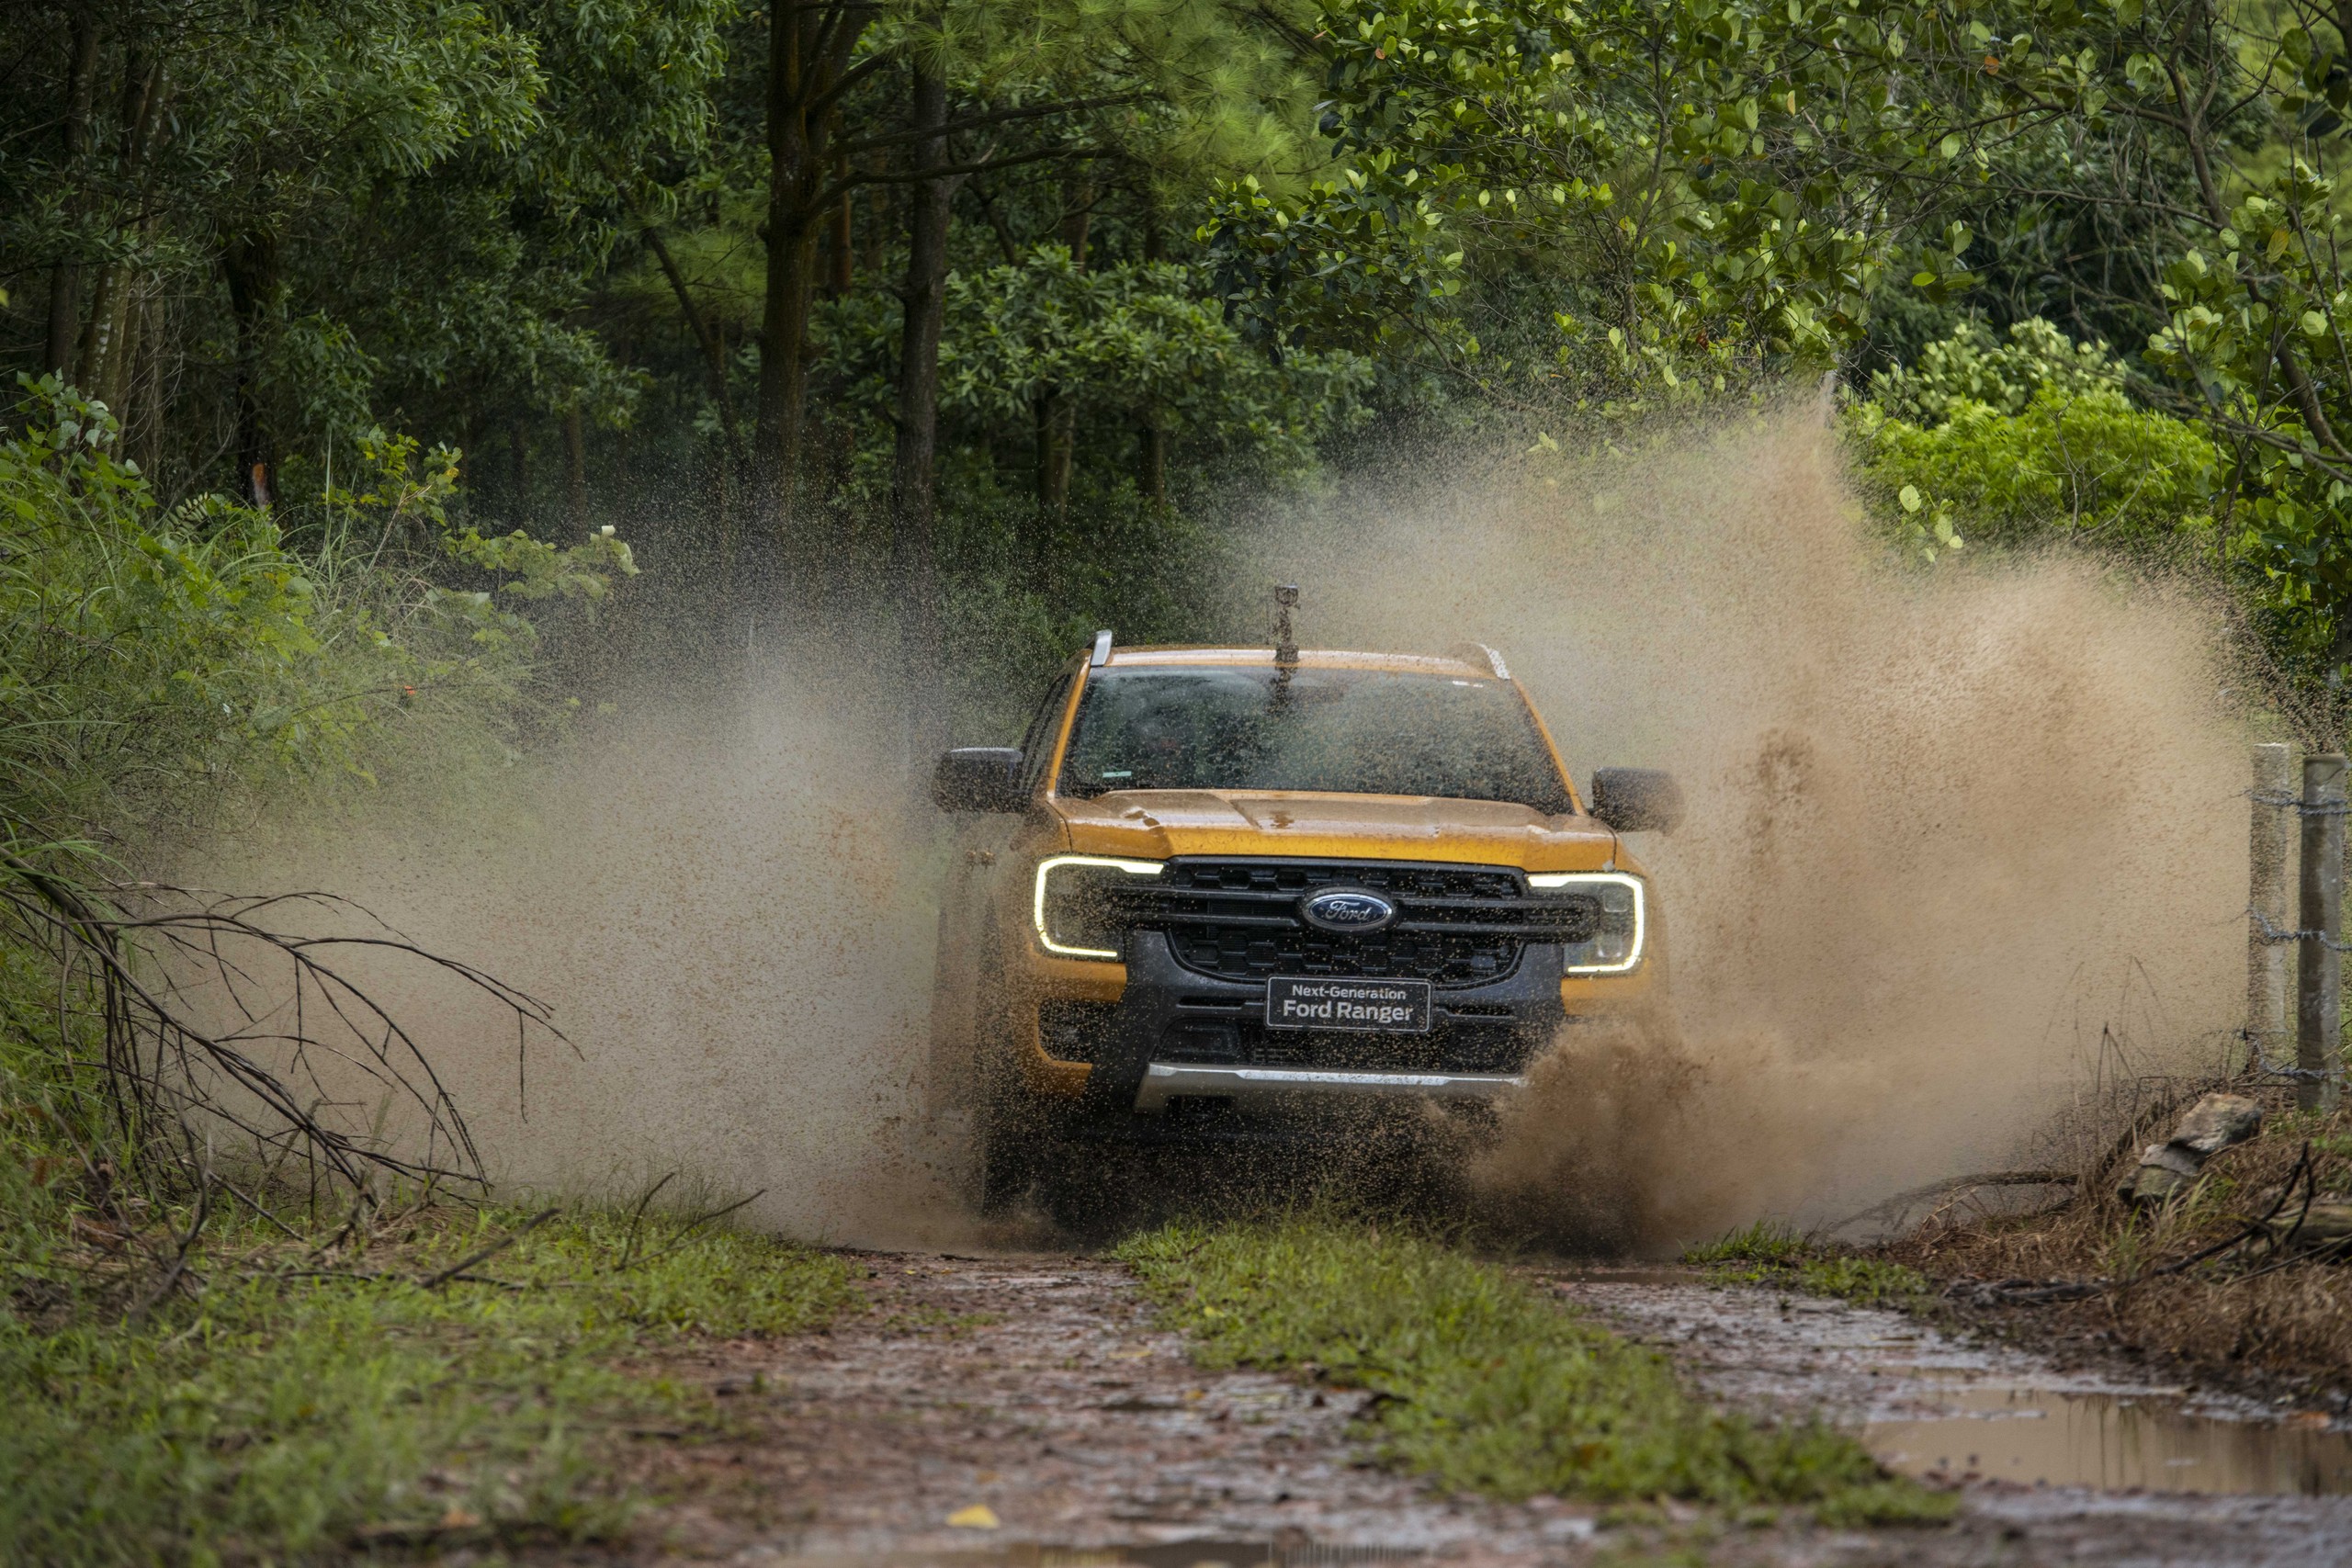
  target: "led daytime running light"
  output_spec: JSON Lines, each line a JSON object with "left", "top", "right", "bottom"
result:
{"left": 1527, "top": 871, "right": 1646, "bottom": 974}
{"left": 1032, "top": 854, "right": 1164, "bottom": 959}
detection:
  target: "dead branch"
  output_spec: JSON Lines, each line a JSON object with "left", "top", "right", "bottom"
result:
{"left": 0, "top": 851, "right": 568, "bottom": 1207}
{"left": 1823, "top": 1170, "right": 2080, "bottom": 1236}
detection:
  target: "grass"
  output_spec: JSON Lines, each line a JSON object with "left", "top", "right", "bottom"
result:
{"left": 0, "top": 1198, "right": 857, "bottom": 1566}
{"left": 1114, "top": 1217, "right": 1953, "bottom": 1527}
{"left": 1683, "top": 1223, "right": 1931, "bottom": 1307}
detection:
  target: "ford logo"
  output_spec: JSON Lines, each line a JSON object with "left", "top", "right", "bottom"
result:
{"left": 1300, "top": 888, "right": 1397, "bottom": 933}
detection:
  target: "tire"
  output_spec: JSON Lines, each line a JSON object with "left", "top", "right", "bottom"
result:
{"left": 973, "top": 1082, "right": 1041, "bottom": 1213}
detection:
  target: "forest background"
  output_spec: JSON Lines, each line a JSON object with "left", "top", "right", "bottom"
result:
{"left": 17, "top": 0, "right": 2352, "bottom": 790}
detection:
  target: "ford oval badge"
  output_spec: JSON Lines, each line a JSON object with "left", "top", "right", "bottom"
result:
{"left": 1300, "top": 887, "right": 1397, "bottom": 933}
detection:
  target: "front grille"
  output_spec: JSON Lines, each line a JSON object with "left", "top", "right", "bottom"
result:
{"left": 1157, "top": 1016, "right": 1539, "bottom": 1075}
{"left": 1111, "top": 858, "right": 1596, "bottom": 987}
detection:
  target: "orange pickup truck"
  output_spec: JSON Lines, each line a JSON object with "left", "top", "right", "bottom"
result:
{"left": 928, "top": 626, "right": 1681, "bottom": 1211}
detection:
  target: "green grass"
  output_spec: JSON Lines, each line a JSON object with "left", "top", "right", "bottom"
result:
{"left": 1115, "top": 1218, "right": 1953, "bottom": 1527}
{"left": 0, "top": 1201, "right": 857, "bottom": 1566}
{"left": 1682, "top": 1221, "right": 1812, "bottom": 1267}
{"left": 1682, "top": 1224, "right": 1930, "bottom": 1307}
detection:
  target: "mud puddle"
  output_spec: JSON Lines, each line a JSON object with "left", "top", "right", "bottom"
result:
{"left": 1547, "top": 1267, "right": 2352, "bottom": 1537}
{"left": 766, "top": 1542, "right": 1420, "bottom": 1567}
{"left": 1869, "top": 1385, "right": 2352, "bottom": 1495}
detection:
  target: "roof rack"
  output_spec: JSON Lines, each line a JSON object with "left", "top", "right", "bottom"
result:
{"left": 1090, "top": 629, "right": 1114, "bottom": 667}
{"left": 1444, "top": 642, "right": 1511, "bottom": 679}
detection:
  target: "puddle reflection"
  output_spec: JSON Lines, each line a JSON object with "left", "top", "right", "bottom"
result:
{"left": 773, "top": 1543, "right": 1419, "bottom": 1568}
{"left": 1868, "top": 1387, "right": 2352, "bottom": 1495}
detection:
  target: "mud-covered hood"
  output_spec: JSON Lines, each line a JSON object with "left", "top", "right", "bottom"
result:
{"left": 1050, "top": 789, "right": 1630, "bottom": 873}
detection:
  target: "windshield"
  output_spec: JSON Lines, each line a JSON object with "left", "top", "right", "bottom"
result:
{"left": 1056, "top": 666, "right": 1574, "bottom": 811}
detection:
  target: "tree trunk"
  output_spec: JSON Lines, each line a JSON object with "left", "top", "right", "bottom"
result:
{"left": 640, "top": 220, "right": 743, "bottom": 468}
{"left": 103, "top": 273, "right": 141, "bottom": 424}
{"left": 1033, "top": 178, "right": 1093, "bottom": 521}
{"left": 130, "top": 288, "right": 163, "bottom": 476}
{"left": 509, "top": 421, "right": 530, "bottom": 518}
{"left": 751, "top": 1, "right": 869, "bottom": 557}
{"left": 891, "top": 63, "right": 954, "bottom": 713}
{"left": 222, "top": 233, "right": 277, "bottom": 507}
{"left": 828, "top": 152, "right": 854, "bottom": 296}
{"left": 76, "top": 264, "right": 119, "bottom": 398}
{"left": 79, "top": 53, "right": 164, "bottom": 400}
{"left": 564, "top": 403, "right": 587, "bottom": 529}
{"left": 45, "top": 10, "right": 99, "bottom": 381}
{"left": 1139, "top": 419, "right": 1167, "bottom": 507}
{"left": 1137, "top": 213, "right": 1166, "bottom": 506}
{"left": 1035, "top": 392, "right": 1072, "bottom": 522}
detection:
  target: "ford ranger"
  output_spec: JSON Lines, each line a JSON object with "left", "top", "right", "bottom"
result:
{"left": 928, "top": 615, "right": 1681, "bottom": 1211}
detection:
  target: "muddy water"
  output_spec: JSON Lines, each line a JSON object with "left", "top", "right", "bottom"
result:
{"left": 1548, "top": 1269, "right": 2352, "bottom": 1507}
{"left": 774, "top": 1546, "right": 1422, "bottom": 1568}
{"left": 1871, "top": 1386, "right": 2352, "bottom": 1495}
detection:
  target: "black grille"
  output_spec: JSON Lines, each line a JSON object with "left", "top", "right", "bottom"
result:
{"left": 1110, "top": 858, "right": 1596, "bottom": 987}
{"left": 1157, "top": 1015, "right": 1538, "bottom": 1075}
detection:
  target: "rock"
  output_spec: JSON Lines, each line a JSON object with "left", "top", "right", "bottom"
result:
{"left": 2119, "top": 1095, "right": 2263, "bottom": 1206}
{"left": 2120, "top": 1143, "right": 2201, "bottom": 1204}
{"left": 2170, "top": 1093, "right": 2263, "bottom": 1156}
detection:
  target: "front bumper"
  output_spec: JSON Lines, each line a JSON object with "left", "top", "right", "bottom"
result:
{"left": 1049, "top": 931, "right": 1568, "bottom": 1129}
{"left": 1132, "top": 1062, "right": 1525, "bottom": 1111}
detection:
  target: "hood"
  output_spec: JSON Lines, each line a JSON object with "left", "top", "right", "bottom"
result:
{"left": 1051, "top": 789, "right": 1628, "bottom": 872}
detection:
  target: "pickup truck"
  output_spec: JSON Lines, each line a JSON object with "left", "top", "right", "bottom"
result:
{"left": 928, "top": 628, "right": 1681, "bottom": 1212}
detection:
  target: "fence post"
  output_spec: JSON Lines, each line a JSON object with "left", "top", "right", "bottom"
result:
{"left": 2251, "top": 743, "right": 2294, "bottom": 1071}
{"left": 2298, "top": 753, "right": 2346, "bottom": 1112}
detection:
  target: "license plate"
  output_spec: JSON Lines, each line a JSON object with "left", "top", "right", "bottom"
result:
{"left": 1264, "top": 976, "right": 1432, "bottom": 1033}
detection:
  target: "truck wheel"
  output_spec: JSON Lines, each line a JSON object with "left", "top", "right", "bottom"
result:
{"left": 974, "top": 1091, "right": 1038, "bottom": 1213}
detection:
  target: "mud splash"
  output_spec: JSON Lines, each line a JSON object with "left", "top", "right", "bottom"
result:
{"left": 198, "top": 403, "right": 2248, "bottom": 1252}
{"left": 196, "top": 660, "right": 981, "bottom": 1249}
{"left": 1280, "top": 406, "right": 2247, "bottom": 1246}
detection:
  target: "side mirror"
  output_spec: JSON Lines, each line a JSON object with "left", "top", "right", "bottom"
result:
{"left": 933, "top": 747, "right": 1023, "bottom": 813}
{"left": 1589, "top": 768, "right": 1684, "bottom": 834}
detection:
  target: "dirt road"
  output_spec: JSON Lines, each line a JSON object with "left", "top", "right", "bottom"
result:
{"left": 539, "top": 1255, "right": 2352, "bottom": 1567}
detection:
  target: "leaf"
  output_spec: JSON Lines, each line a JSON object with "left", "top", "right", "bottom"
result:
{"left": 1899, "top": 484, "right": 1923, "bottom": 513}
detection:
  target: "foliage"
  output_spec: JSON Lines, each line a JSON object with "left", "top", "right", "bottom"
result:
{"left": 2146, "top": 163, "right": 2352, "bottom": 676}
{"left": 813, "top": 247, "right": 1374, "bottom": 492}
{"left": 1198, "top": 0, "right": 2052, "bottom": 401}
{"left": 0, "top": 378, "right": 630, "bottom": 846}
{"left": 1117, "top": 1216, "right": 1952, "bottom": 1524}
{"left": 1851, "top": 389, "right": 2222, "bottom": 559}
{"left": 1868, "top": 318, "right": 2130, "bottom": 426}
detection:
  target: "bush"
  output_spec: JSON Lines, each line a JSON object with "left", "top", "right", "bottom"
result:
{"left": 1852, "top": 385, "right": 2221, "bottom": 555}
{"left": 0, "top": 375, "right": 633, "bottom": 850}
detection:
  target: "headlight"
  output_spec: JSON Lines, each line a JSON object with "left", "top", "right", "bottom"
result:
{"left": 1528, "top": 871, "right": 1645, "bottom": 974}
{"left": 1032, "top": 855, "right": 1164, "bottom": 959}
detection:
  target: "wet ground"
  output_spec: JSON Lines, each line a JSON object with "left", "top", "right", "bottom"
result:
{"left": 518, "top": 1255, "right": 2352, "bottom": 1567}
